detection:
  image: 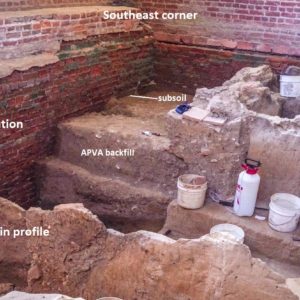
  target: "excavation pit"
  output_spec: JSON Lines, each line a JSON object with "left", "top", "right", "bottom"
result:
{"left": 0, "top": 2, "right": 300, "bottom": 298}
{"left": 1, "top": 71, "right": 300, "bottom": 299}
{"left": 31, "top": 68, "right": 300, "bottom": 295}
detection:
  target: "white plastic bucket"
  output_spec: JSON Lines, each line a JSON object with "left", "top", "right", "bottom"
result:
{"left": 268, "top": 193, "right": 300, "bottom": 233}
{"left": 280, "top": 75, "right": 300, "bottom": 97}
{"left": 210, "top": 223, "right": 245, "bottom": 244}
{"left": 177, "top": 174, "right": 207, "bottom": 209}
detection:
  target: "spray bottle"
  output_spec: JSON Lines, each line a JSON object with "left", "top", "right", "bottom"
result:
{"left": 233, "top": 158, "right": 261, "bottom": 217}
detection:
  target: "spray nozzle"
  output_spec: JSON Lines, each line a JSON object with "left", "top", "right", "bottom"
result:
{"left": 245, "top": 158, "right": 261, "bottom": 169}
{"left": 242, "top": 158, "right": 261, "bottom": 174}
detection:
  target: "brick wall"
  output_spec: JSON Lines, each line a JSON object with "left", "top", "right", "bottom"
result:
{"left": 130, "top": 0, "right": 300, "bottom": 92}
{"left": 0, "top": 31, "right": 154, "bottom": 207}
{"left": 0, "top": 10, "right": 136, "bottom": 49}
{"left": 155, "top": 42, "right": 300, "bottom": 93}
{"left": 0, "top": 7, "right": 142, "bottom": 59}
{"left": 135, "top": 0, "right": 300, "bottom": 57}
{"left": 0, "top": 0, "right": 111, "bottom": 11}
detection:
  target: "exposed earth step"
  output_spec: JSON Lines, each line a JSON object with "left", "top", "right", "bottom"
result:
{"left": 163, "top": 200, "right": 300, "bottom": 267}
{"left": 56, "top": 112, "right": 187, "bottom": 195}
{"left": 37, "top": 158, "right": 172, "bottom": 232}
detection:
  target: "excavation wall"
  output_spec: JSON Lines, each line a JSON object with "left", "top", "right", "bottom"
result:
{"left": 248, "top": 115, "right": 300, "bottom": 206}
{"left": 0, "top": 7, "right": 154, "bottom": 207}
{"left": 0, "top": 197, "right": 298, "bottom": 300}
{"left": 181, "top": 65, "right": 300, "bottom": 206}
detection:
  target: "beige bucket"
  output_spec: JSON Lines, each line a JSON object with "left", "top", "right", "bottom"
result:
{"left": 177, "top": 174, "right": 207, "bottom": 209}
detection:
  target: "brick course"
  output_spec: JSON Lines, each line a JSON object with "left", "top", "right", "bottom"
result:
{"left": 155, "top": 42, "right": 300, "bottom": 93}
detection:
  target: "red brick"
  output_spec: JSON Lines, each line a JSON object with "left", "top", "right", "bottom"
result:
{"left": 6, "top": 32, "right": 21, "bottom": 39}
{"left": 71, "top": 14, "right": 81, "bottom": 19}
{"left": 220, "top": 39, "right": 237, "bottom": 49}
{"left": 237, "top": 41, "right": 255, "bottom": 51}
{"left": 256, "top": 43, "right": 272, "bottom": 53}
{"left": 3, "top": 40, "right": 17, "bottom": 46}
{"left": 32, "top": 23, "right": 41, "bottom": 30}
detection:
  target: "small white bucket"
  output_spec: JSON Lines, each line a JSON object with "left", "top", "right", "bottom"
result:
{"left": 210, "top": 223, "right": 245, "bottom": 244}
{"left": 177, "top": 174, "right": 207, "bottom": 209}
{"left": 268, "top": 193, "right": 300, "bottom": 233}
{"left": 280, "top": 75, "right": 300, "bottom": 97}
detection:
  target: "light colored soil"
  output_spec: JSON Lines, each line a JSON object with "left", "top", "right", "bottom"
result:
{"left": 103, "top": 91, "right": 193, "bottom": 120}
{"left": 63, "top": 112, "right": 170, "bottom": 139}
{"left": 62, "top": 90, "right": 194, "bottom": 151}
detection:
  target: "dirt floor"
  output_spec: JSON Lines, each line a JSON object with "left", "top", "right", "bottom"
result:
{"left": 103, "top": 90, "right": 193, "bottom": 119}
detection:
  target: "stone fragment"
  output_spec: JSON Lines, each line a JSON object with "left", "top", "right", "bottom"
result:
{"left": 168, "top": 65, "right": 299, "bottom": 206}
{"left": 182, "top": 107, "right": 209, "bottom": 122}
{"left": 223, "top": 65, "right": 278, "bottom": 89}
{"left": 192, "top": 86, "right": 227, "bottom": 108}
{"left": 208, "top": 81, "right": 281, "bottom": 118}
{"left": 203, "top": 115, "right": 227, "bottom": 126}
{"left": 27, "top": 265, "right": 42, "bottom": 282}
{"left": 281, "top": 97, "right": 300, "bottom": 119}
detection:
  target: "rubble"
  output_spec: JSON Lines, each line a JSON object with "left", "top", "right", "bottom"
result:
{"left": 282, "top": 97, "right": 300, "bottom": 119}
{"left": 222, "top": 65, "right": 278, "bottom": 89}
{"left": 168, "top": 65, "right": 300, "bottom": 205}
{"left": 193, "top": 65, "right": 281, "bottom": 118}
{"left": 0, "top": 198, "right": 298, "bottom": 300}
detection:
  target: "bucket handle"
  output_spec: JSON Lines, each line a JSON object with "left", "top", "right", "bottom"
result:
{"left": 269, "top": 215, "right": 297, "bottom": 227}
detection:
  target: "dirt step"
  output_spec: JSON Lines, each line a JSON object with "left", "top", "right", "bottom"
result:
{"left": 37, "top": 158, "right": 172, "bottom": 232}
{"left": 56, "top": 113, "right": 187, "bottom": 194}
{"left": 163, "top": 200, "right": 300, "bottom": 267}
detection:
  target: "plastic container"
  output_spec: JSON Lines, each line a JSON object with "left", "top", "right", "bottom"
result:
{"left": 210, "top": 223, "right": 245, "bottom": 244}
{"left": 268, "top": 193, "right": 300, "bottom": 233}
{"left": 280, "top": 66, "right": 300, "bottom": 97}
{"left": 177, "top": 174, "right": 207, "bottom": 209}
{"left": 233, "top": 158, "right": 261, "bottom": 217}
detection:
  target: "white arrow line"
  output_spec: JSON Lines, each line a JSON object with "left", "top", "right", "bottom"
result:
{"left": 129, "top": 95, "right": 158, "bottom": 100}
